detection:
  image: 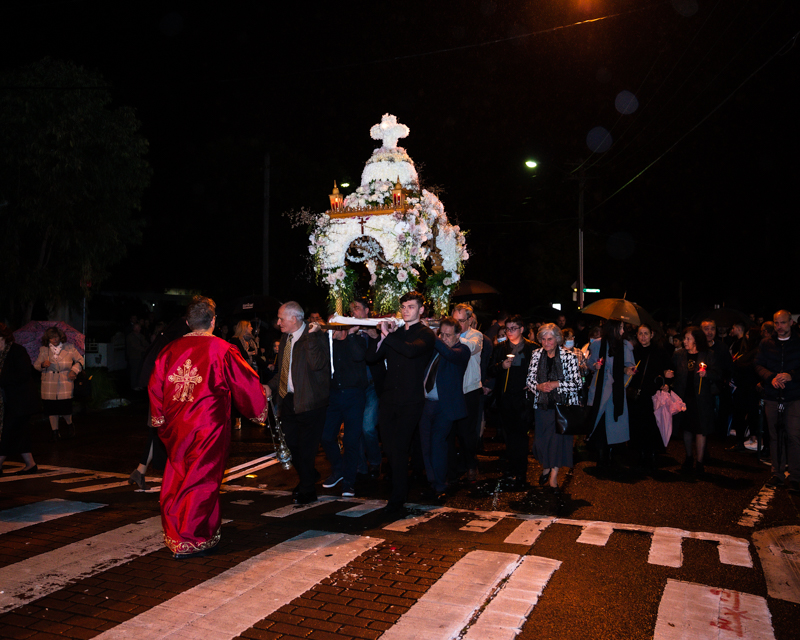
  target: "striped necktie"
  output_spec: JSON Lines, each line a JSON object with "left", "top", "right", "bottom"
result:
{"left": 278, "top": 334, "right": 293, "bottom": 398}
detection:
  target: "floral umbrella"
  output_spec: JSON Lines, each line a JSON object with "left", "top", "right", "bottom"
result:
{"left": 13, "top": 320, "right": 86, "bottom": 364}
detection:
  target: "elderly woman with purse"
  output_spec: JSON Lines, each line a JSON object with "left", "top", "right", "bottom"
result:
{"left": 525, "top": 323, "right": 583, "bottom": 492}
{"left": 34, "top": 326, "right": 84, "bottom": 440}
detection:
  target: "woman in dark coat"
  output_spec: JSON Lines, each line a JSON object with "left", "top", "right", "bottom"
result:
{"left": 671, "top": 326, "right": 719, "bottom": 474}
{"left": 489, "top": 314, "right": 537, "bottom": 487}
{"left": 0, "top": 324, "right": 39, "bottom": 474}
{"left": 629, "top": 323, "right": 674, "bottom": 471}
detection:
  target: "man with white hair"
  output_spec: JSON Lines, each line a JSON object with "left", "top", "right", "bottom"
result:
{"left": 267, "top": 301, "right": 330, "bottom": 504}
{"left": 451, "top": 303, "right": 483, "bottom": 482}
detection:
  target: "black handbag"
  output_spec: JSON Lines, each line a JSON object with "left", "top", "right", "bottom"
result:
{"left": 73, "top": 370, "right": 93, "bottom": 401}
{"left": 554, "top": 403, "right": 589, "bottom": 435}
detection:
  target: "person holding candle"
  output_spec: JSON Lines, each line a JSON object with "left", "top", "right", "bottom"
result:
{"left": 670, "top": 326, "right": 719, "bottom": 475}
{"left": 489, "top": 314, "right": 537, "bottom": 487}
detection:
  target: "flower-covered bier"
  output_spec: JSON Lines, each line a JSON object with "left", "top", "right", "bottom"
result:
{"left": 309, "top": 113, "right": 468, "bottom": 315}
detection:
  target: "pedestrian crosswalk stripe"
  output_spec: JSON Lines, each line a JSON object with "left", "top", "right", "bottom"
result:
{"left": 52, "top": 473, "right": 118, "bottom": 484}
{"left": 382, "top": 505, "right": 447, "bottom": 531}
{"left": 0, "top": 469, "right": 75, "bottom": 482}
{"left": 503, "top": 517, "right": 555, "bottom": 546}
{"left": 261, "top": 495, "right": 346, "bottom": 517}
{"left": 463, "top": 555, "right": 561, "bottom": 640}
{"left": 0, "top": 516, "right": 163, "bottom": 614}
{"left": 654, "top": 580, "right": 775, "bottom": 640}
{"left": 459, "top": 510, "right": 508, "bottom": 533}
{"left": 67, "top": 480, "right": 161, "bottom": 493}
{"left": 0, "top": 499, "right": 106, "bottom": 534}
{"left": 93, "top": 530, "right": 382, "bottom": 640}
{"left": 739, "top": 484, "right": 776, "bottom": 527}
{"left": 381, "top": 550, "right": 521, "bottom": 639}
{"left": 336, "top": 499, "right": 387, "bottom": 517}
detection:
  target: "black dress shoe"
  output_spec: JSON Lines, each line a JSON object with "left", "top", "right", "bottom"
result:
{"left": 51, "top": 429, "right": 61, "bottom": 442}
{"left": 538, "top": 472, "right": 549, "bottom": 486}
{"left": 293, "top": 491, "right": 317, "bottom": 505}
{"left": 173, "top": 544, "right": 219, "bottom": 560}
{"left": 378, "top": 502, "right": 407, "bottom": 519}
{"left": 14, "top": 465, "right": 39, "bottom": 475}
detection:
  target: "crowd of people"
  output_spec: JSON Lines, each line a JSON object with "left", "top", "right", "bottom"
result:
{"left": 1, "top": 296, "right": 798, "bottom": 559}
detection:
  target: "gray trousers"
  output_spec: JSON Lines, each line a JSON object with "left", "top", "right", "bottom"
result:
{"left": 764, "top": 399, "right": 800, "bottom": 483}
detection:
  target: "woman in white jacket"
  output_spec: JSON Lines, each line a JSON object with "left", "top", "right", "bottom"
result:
{"left": 34, "top": 326, "right": 84, "bottom": 440}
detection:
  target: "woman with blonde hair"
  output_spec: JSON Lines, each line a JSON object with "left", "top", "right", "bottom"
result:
{"left": 34, "top": 326, "right": 84, "bottom": 440}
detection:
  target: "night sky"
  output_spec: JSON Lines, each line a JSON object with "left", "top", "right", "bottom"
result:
{"left": 3, "top": 0, "right": 798, "bottom": 323}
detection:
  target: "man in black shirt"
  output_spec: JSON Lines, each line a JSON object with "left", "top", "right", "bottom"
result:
{"left": 368, "top": 291, "right": 435, "bottom": 515}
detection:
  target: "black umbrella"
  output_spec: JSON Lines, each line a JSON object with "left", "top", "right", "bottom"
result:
{"left": 451, "top": 280, "right": 500, "bottom": 302}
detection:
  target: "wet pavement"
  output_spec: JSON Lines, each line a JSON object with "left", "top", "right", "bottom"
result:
{"left": 1, "top": 401, "right": 798, "bottom": 639}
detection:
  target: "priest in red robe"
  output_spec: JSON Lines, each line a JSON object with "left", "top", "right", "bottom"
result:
{"left": 149, "top": 296, "right": 269, "bottom": 559}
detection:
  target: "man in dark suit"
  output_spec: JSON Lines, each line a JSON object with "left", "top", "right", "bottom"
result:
{"left": 267, "top": 301, "right": 330, "bottom": 504}
{"left": 367, "top": 291, "right": 435, "bottom": 515}
{"left": 419, "top": 316, "right": 470, "bottom": 502}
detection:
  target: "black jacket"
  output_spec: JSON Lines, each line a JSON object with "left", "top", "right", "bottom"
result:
{"left": 367, "top": 322, "right": 435, "bottom": 404}
{"left": 755, "top": 333, "right": 800, "bottom": 402}
{"left": 0, "top": 343, "right": 37, "bottom": 418}
{"left": 331, "top": 334, "right": 368, "bottom": 391}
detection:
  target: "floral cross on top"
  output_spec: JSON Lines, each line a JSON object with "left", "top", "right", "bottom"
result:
{"left": 168, "top": 359, "right": 202, "bottom": 403}
{"left": 370, "top": 113, "right": 409, "bottom": 150}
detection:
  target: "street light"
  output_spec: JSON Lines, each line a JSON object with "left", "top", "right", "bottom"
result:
{"left": 525, "top": 160, "right": 538, "bottom": 168}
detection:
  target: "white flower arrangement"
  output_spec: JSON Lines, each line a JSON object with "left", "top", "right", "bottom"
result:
{"left": 308, "top": 114, "right": 468, "bottom": 314}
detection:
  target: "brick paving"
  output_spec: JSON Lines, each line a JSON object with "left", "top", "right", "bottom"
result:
{"left": 233, "top": 542, "right": 465, "bottom": 640}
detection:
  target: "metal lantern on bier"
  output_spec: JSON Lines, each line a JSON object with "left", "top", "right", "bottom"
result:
{"left": 329, "top": 181, "right": 344, "bottom": 212}
{"left": 392, "top": 177, "right": 405, "bottom": 210}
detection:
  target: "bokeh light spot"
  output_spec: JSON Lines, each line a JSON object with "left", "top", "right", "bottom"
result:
{"left": 615, "top": 90, "right": 639, "bottom": 115}
{"left": 587, "top": 127, "right": 613, "bottom": 153}
{"left": 672, "top": 0, "right": 699, "bottom": 17}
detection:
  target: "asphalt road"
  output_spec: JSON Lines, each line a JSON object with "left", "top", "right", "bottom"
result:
{"left": 1, "top": 402, "right": 798, "bottom": 640}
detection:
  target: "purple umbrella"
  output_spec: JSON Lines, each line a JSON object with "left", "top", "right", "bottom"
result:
{"left": 13, "top": 321, "right": 86, "bottom": 364}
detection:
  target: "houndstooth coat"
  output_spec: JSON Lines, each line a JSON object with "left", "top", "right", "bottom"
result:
{"left": 525, "top": 347, "right": 583, "bottom": 406}
{"left": 34, "top": 344, "right": 85, "bottom": 400}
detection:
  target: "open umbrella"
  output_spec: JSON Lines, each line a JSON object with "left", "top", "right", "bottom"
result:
{"left": 13, "top": 320, "right": 86, "bottom": 364}
{"left": 582, "top": 298, "right": 642, "bottom": 325}
{"left": 451, "top": 280, "right": 500, "bottom": 302}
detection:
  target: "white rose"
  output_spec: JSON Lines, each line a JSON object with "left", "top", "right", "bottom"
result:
{"left": 397, "top": 269, "right": 408, "bottom": 283}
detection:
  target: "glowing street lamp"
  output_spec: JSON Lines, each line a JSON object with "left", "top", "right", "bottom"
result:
{"left": 525, "top": 160, "right": 538, "bottom": 168}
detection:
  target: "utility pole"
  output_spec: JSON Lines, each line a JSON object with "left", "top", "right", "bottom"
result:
{"left": 262, "top": 152, "right": 270, "bottom": 295}
{"left": 577, "top": 168, "right": 585, "bottom": 311}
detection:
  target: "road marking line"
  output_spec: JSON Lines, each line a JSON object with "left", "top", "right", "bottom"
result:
{"left": 261, "top": 495, "right": 343, "bottom": 517}
{"left": 752, "top": 525, "right": 800, "bottom": 604}
{"left": 463, "top": 555, "right": 561, "bottom": 640}
{"left": 738, "top": 485, "right": 776, "bottom": 527}
{"left": 223, "top": 453, "right": 276, "bottom": 475}
{"left": 382, "top": 505, "right": 451, "bottom": 532}
{"left": 222, "top": 455, "right": 279, "bottom": 483}
{"left": 0, "top": 499, "right": 106, "bottom": 534}
{"left": 0, "top": 516, "right": 163, "bottom": 614}
{"left": 93, "top": 530, "right": 382, "bottom": 640}
{"left": 654, "top": 579, "right": 775, "bottom": 640}
{"left": 336, "top": 499, "right": 387, "bottom": 517}
{"left": 0, "top": 469, "right": 76, "bottom": 482}
{"left": 503, "top": 517, "right": 555, "bottom": 545}
{"left": 460, "top": 510, "right": 509, "bottom": 533}
{"left": 381, "top": 550, "right": 521, "bottom": 640}
{"left": 68, "top": 480, "right": 152, "bottom": 493}
{"left": 559, "top": 519, "right": 752, "bottom": 568}
{"left": 53, "top": 474, "right": 118, "bottom": 484}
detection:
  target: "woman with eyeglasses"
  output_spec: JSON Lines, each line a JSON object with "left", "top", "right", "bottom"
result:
{"left": 489, "top": 314, "right": 537, "bottom": 487}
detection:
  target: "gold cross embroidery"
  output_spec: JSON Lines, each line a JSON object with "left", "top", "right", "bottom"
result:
{"left": 168, "top": 359, "right": 203, "bottom": 402}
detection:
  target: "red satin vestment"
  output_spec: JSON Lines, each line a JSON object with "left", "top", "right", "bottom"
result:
{"left": 149, "top": 333, "right": 268, "bottom": 555}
